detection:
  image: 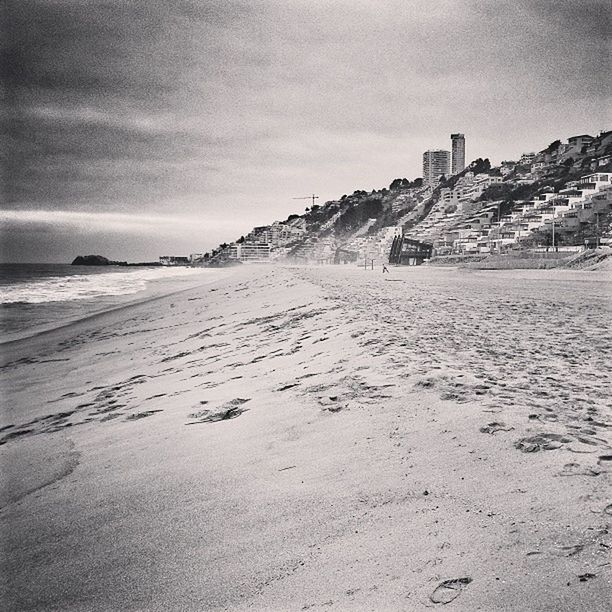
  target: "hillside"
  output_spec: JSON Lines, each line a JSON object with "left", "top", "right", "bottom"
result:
{"left": 204, "top": 130, "right": 612, "bottom": 265}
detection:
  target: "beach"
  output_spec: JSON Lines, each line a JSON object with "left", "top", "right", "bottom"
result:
{"left": 1, "top": 264, "right": 611, "bottom": 611}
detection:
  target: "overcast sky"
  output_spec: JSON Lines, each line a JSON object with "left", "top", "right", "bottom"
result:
{"left": 2, "top": 0, "right": 610, "bottom": 262}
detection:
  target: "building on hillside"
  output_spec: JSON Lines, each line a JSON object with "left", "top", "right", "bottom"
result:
{"left": 226, "top": 244, "right": 239, "bottom": 260}
{"left": 577, "top": 172, "right": 612, "bottom": 193}
{"left": 519, "top": 152, "right": 536, "bottom": 166}
{"left": 438, "top": 172, "right": 501, "bottom": 210}
{"left": 531, "top": 161, "right": 548, "bottom": 173}
{"left": 592, "top": 154, "right": 612, "bottom": 170}
{"left": 451, "top": 133, "right": 466, "bottom": 174}
{"left": 567, "top": 134, "right": 594, "bottom": 149}
{"left": 586, "top": 132, "right": 612, "bottom": 156}
{"left": 234, "top": 243, "right": 271, "bottom": 262}
{"left": 557, "top": 134, "right": 596, "bottom": 164}
{"left": 245, "top": 222, "right": 305, "bottom": 247}
{"left": 423, "top": 150, "right": 450, "bottom": 185}
{"left": 439, "top": 187, "right": 457, "bottom": 208}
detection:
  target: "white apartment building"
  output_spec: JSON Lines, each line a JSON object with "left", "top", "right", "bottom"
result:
{"left": 519, "top": 152, "right": 536, "bottom": 165}
{"left": 246, "top": 222, "right": 305, "bottom": 247}
{"left": 439, "top": 173, "right": 501, "bottom": 210}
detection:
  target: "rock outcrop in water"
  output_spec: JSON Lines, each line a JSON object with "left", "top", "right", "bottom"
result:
{"left": 71, "top": 255, "right": 126, "bottom": 266}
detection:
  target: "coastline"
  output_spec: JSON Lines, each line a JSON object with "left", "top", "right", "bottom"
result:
{"left": 0, "top": 267, "right": 232, "bottom": 347}
{"left": 1, "top": 265, "right": 610, "bottom": 611}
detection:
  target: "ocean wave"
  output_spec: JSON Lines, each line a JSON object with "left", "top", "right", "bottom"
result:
{"left": 0, "top": 267, "right": 209, "bottom": 304}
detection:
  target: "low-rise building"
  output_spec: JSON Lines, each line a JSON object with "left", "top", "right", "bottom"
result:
{"left": 568, "top": 134, "right": 594, "bottom": 149}
{"left": 519, "top": 152, "right": 536, "bottom": 165}
{"left": 159, "top": 256, "right": 190, "bottom": 266}
{"left": 246, "top": 222, "right": 305, "bottom": 247}
{"left": 235, "top": 243, "right": 271, "bottom": 262}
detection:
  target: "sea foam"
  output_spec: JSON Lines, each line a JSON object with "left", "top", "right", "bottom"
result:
{"left": 0, "top": 267, "right": 209, "bottom": 304}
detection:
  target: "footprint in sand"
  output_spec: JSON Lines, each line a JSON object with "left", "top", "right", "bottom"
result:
{"left": 187, "top": 398, "right": 250, "bottom": 424}
{"left": 558, "top": 462, "right": 601, "bottom": 477}
{"left": 597, "top": 455, "right": 612, "bottom": 469}
{"left": 429, "top": 577, "right": 472, "bottom": 604}
{"left": 515, "top": 433, "right": 572, "bottom": 452}
{"left": 528, "top": 413, "right": 559, "bottom": 423}
{"left": 125, "top": 410, "right": 162, "bottom": 421}
{"left": 551, "top": 544, "right": 585, "bottom": 557}
{"left": 0, "top": 429, "right": 34, "bottom": 445}
{"left": 277, "top": 383, "right": 299, "bottom": 392}
{"left": 479, "top": 422, "right": 513, "bottom": 434}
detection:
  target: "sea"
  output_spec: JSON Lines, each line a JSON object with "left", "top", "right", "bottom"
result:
{"left": 0, "top": 264, "right": 216, "bottom": 343}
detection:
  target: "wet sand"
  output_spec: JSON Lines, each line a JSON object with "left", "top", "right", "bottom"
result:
{"left": 1, "top": 265, "right": 611, "bottom": 611}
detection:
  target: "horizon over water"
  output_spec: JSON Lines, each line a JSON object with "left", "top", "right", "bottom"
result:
{"left": 0, "top": 263, "right": 217, "bottom": 343}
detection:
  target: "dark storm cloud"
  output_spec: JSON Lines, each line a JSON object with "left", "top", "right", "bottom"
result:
{"left": 519, "top": 0, "right": 610, "bottom": 40}
{"left": 3, "top": 0, "right": 265, "bottom": 210}
{"left": 469, "top": 0, "right": 609, "bottom": 97}
{"left": 5, "top": 108, "right": 224, "bottom": 206}
{"left": 2, "top": 0, "right": 610, "bottom": 261}
{"left": 3, "top": 0, "right": 255, "bottom": 100}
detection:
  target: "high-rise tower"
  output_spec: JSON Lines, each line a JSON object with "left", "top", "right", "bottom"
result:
{"left": 451, "top": 133, "right": 466, "bottom": 175}
{"left": 422, "top": 150, "right": 450, "bottom": 185}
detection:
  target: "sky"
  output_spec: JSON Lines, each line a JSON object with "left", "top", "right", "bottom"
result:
{"left": 2, "top": 0, "right": 610, "bottom": 262}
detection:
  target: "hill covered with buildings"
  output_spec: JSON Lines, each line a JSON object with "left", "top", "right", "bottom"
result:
{"left": 195, "top": 130, "right": 612, "bottom": 266}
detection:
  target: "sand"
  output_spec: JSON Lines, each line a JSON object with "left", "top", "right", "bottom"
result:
{"left": 1, "top": 264, "right": 611, "bottom": 611}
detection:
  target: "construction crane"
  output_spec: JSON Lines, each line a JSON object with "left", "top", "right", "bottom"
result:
{"left": 293, "top": 194, "right": 319, "bottom": 208}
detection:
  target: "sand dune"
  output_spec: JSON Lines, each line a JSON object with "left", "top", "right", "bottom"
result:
{"left": 1, "top": 265, "right": 611, "bottom": 611}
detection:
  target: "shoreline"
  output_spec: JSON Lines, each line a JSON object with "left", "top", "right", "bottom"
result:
{"left": 1, "top": 265, "right": 610, "bottom": 611}
{"left": 0, "top": 268, "right": 233, "bottom": 350}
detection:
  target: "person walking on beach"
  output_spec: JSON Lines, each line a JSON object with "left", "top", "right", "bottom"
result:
{"left": 382, "top": 264, "right": 389, "bottom": 274}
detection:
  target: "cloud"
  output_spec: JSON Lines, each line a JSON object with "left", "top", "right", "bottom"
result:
{"left": 25, "top": 105, "right": 178, "bottom": 134}
{"left": 0, "top": 208, "right": 258, "bottom": 263}
{"left": 2, "top": 0, "right": 609, "bottom": 261}
{"left": 0, "top": 209, "right": 241, "bottom": 235}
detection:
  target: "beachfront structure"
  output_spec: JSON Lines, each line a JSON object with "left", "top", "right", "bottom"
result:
{"left": 226, "top": 243, "right": 271, "bottom": 262}
{"left": 159, "top": 256, "right": 190, "bottom": 266}
{"left": 334, "top": 248, "right": 359, "bottom": 264}
{"left": 388, "top": 235, "right": 433, "bottom": 265}
{"left": 451, "top": 133, "right": 466, "bottom": 175}
{"left": 339, "top": 225, "right": 404, "bottom": 264}
{"left": 423, "top": 150, "right": 450, "bottom": 185}
{"left": 221, "top": 221, "right": 307, "bottom": 263}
